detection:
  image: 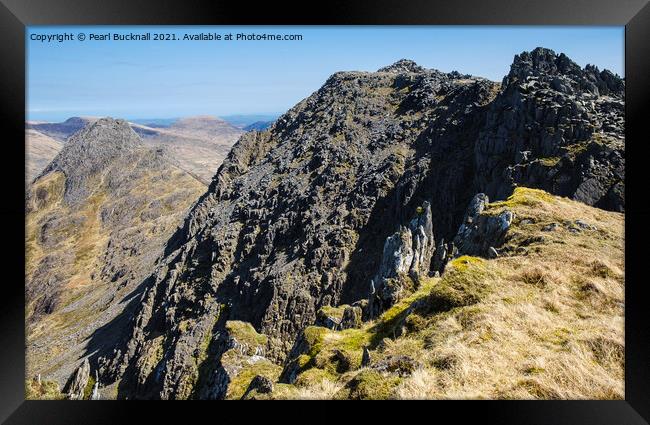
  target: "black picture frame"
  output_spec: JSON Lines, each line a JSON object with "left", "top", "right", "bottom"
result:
{"left": 1, "top": 0, "right": 648, "bottom": 423}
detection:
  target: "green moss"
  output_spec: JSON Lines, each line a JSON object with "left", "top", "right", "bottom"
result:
{"left": 318, "top": 305, "right": 347, "bottom": 321}
{"left": 222, "top": 350, "right": 282, "bottom": 400}
{"left": 428, "top": 257, "right": 492, "bottom": 312}
{"left": 225, "top": 320, "right": 268, "bottom": 348}
{"left": 83, "top": 375, "right": 96, "bottom": 400}
{"left": 371, "top": 277, "right": 438, "bottom": 341}
{"left": 303, "top": 326, "right": 328, "bottom": 357}
{"left": 488, "top": 187, "right": 556, "bottom": 211}
{"left": 448, "top": 256, "right": 484, "bottom": 272}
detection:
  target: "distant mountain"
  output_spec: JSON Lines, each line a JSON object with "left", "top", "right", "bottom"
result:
{"left": 25, "top": 129, "right": 63, "bottom": 185}
{"left": 221, "top": 114, "right": 280, "bottom": 128}
{"left": 130, "top": 116, "right": 244, "bottom": 184}
{"left": 128, "top": 118, "right": 178, "bottom": 128}
{"left": 243, "top": 120, "right": 275, "bottom": 132}
{"left": 26, "top": 115, "right": 244, "bottom": 185}
{"left": 25, "top": 118, "right": 205, "bottom": 390}
{"left": 27, "top": 117, "right": 98, "bottom": 142}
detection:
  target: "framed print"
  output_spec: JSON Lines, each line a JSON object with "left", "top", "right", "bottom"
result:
{"left": 1, "top": 0, "right": 649, "bottom": 423}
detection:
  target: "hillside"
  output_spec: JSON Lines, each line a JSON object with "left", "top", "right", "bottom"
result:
{"left": 27, "top": 116, "right": 98, "bottom": 141}
{"left": 128, "top": 116, "right": 243, "bottom": 183}
{"left": 25, "top": 129, "right": 63, "bottom": 185}
{"left": 25, "top": 118, "right": 206, "bottom": 391}
{"left": 82, "top": 48, "right": 624, "bottom": 400}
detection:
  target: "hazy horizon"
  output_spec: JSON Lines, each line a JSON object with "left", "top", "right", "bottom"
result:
{"left": 27, "top": 26, "right": 624, "bottom": 122}
{"left": 27, "top": 113, "right": 281, "bottom": 126}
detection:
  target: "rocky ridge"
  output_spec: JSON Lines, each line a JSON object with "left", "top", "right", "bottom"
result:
{"left": 67, "top": 48, "right": 622, "bottom": 399}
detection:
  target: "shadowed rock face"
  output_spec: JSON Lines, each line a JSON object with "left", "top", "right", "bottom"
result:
{"left": 99, "top": 49, "right": 624, "bottom": 399}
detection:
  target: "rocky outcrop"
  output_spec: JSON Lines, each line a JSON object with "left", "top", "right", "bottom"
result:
{"left": 452, "top": 193, "right": 513, "bottom": 257}
{"left": 475, "top": 47, "right": 624, "bottom": 211}
{"left": 64, "top": 359, "right": 90, "bottom": 400}
{"left": 368, "top": 201, "right": 436, "bottom": 316}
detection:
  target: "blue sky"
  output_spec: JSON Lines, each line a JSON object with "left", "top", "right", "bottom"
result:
{"left": 27, "top": 26, "right": 624, "bottom": 122}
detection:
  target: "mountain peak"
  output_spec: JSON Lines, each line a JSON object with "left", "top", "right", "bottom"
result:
{"left": 377, "top": 59, "right": 425, "bottom": 74}
{"left": 507, "top": 47, "right": 624, "bottom": 97}
{"left": 67, "top": 117, "right": 140, "bottom": 151}
{"left": 42, "top": 117, "right": 143, "bottom": 203}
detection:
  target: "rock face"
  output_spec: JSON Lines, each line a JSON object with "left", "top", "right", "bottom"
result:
{"left": 98, "top": 48, "right": 624, "bottom": 399}
{"left": 475, "top": 47, "right": 624, "bottom": 211}
{"left": 25, "top": 118, "right": 206, "bottom": 387}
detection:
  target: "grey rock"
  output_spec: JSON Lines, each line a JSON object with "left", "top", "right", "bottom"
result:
{"left": 369, "top": 201, "right": 436, "bottom": 315}
{"left": 361, "top": 347, "right": 371, "bottom": 367}
{"left": 340, "top": 306, "right": 362, "bottom": 329}
{"left": 453, "top": 194, "right": 513, "bottom": 258}
{"left": 542, "top": 223, "right": 559, "bottom": 232}
{"left": 475, "top": 47, "right": 624, "bottom": 212}
{"left": 64, "top": 359, "right": 90, "bottom": 400}
{"left": 242, "top": 375, "right": 274, "bottom": 398}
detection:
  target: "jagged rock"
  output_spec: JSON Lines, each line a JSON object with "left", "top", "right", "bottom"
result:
{"left": 475, "top": 47, "right": 624, "bottom": 211}
{"left": 369, "top": 202, "right": 435, "bottom": 315}
{"left": 361, "top": 347, "right": 371, "bottom": 367}
{"left": 64, "top": 359, "right": 90, "bottom": 400}
{"left": 340, "top": 306, "right": 362, "bottom": 329}
{"left": 574, "top": 219, "right": 593, "bottom": 230}
{"left": 377, "top": 59, "right": 425, "bottom": 74}
{"left": 242, "top": 375, "right": 274, "bottom": 399}
{"left": 315, "top": 304, "right": 362, "bottom": 330}
{"left": 453, "top": 193, "right": 513, "bottom": 257}
{"left": 332, "top": 349, "right": 353, "bottom": 372}
{"left": 542, "top": 223, "right": 559, "bottom": 232}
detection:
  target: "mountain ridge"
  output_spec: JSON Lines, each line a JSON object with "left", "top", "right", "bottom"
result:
{"left": 25, "top": 48, "right": 624, "bottom": 400}
{"left": 87, "top": 48, "right": 624, "bottom": 399}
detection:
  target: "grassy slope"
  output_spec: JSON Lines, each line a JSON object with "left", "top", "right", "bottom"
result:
{"left": 251, "top": 187, "right": 624, "bottom": 399}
